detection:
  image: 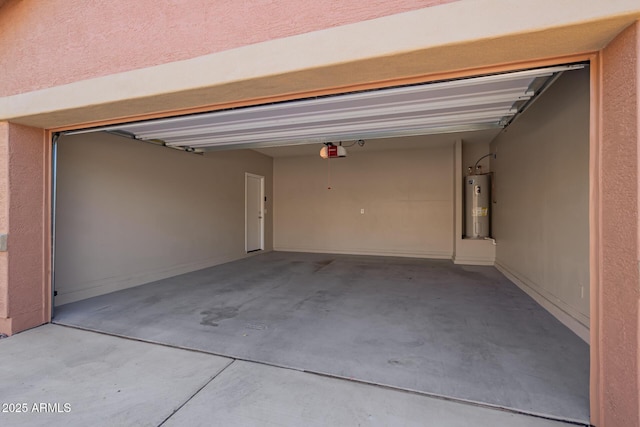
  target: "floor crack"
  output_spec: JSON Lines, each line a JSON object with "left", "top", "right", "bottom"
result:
{"left": 157, "top": 359, "right": 236, "bottom": 426}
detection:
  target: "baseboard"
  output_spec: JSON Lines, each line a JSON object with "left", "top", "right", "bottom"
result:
{"left": 494, "top": 260, "right": 590, "bottom": 343}
{"left": 452, "top": 255, "right": 495, "bottom": 266}
{"left": 55, "top": 251, "right": 265, "bottom": 306}
{"left": 273, "top": 246, "right": 452, "bottom": 259}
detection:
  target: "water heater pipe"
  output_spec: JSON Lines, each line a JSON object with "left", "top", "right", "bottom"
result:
{"left": 473, "top": 152, "right": 496, "bottom": 172}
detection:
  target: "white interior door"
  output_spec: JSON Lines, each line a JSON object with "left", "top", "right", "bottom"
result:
{"left": 245, "top": 173, "right": 264, "bottom": 252}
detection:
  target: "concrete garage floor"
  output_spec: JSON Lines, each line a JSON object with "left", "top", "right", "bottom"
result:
{"left": 0, "top": 326, "right": 582, "bottom": 427}
{"left": 54, "top": 252, "right": 589, "bottom": 424}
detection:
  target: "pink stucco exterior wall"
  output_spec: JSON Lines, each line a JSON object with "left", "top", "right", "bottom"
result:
{"left": 0, "top": 1, "right": 639, "bottom": 423}
{"left": 0, "top": 124, "right": 8, "bottom": 321}
{"left": 0, "top": 122, "right": 47, "bottom": 334}
{"left": 600, "top": 22, "right": 640, "bottom": 427}
{"left": 0, "top": 0, "right": 456, "bottom": 97}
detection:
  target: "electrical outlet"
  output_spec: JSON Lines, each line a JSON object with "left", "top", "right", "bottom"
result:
{"left": 360, "top": 209, "right": 365, "bottom": 214}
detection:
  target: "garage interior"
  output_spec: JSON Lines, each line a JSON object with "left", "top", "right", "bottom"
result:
{"left": 52, "top": 64, "right": 590, "bottom": 423}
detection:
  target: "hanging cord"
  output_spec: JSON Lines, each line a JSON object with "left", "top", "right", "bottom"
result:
{"left": 322, "top": 140, "right": 364, "bottom": 189}
{"left": 327, "top": 155, "right": 332, "bottom": 190}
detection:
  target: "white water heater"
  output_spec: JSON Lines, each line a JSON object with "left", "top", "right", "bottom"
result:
{"left": 465, "top": 174, "right": 491, "bottom": 238}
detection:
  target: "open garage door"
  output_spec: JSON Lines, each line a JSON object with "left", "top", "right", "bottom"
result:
{"left": 64, "top": 64, "right": 583, "bottom": 151}
{"left": 52, "top": 63, "right": 590, "bottom": 424}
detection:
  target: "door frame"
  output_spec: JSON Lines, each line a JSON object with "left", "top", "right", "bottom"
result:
{"left": 245, "top": 172, "right": 265, "bottom": 253}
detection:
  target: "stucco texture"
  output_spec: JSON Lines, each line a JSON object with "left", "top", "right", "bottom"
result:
{"left": 0, "top": 122, "right": 47, "bottom": 335}
{"left": 0, "top": 123, "right": 8, "bottom": 320}
{"left": 2, "top": 1, "right": 639, "bottom": 130}
{"left": 600, "top": 21, "right": 640, "bottom": 427}
{"left": 0, "top": 0, "right": 454, "bottom": 97}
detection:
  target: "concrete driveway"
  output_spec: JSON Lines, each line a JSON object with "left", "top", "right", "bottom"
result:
{"left": 0, "top": 325, "right": 584, "bottom": 426}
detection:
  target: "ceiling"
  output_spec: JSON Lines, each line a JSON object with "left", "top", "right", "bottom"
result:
{"left": 66, "top": 64, "right": 584, "bottom": 153}
{"left": 252, "top": 128, "right": 501, "bottom": 158}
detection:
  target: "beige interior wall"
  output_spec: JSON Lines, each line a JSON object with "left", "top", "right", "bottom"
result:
{"left": 490, "top": 68, "right": 590, "bottom": 340}
{"left": 55, "top": 132, "right": 273, "bottom": 305}
{"left": 273, "top": 143, "right": 454, "bottom": 258}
